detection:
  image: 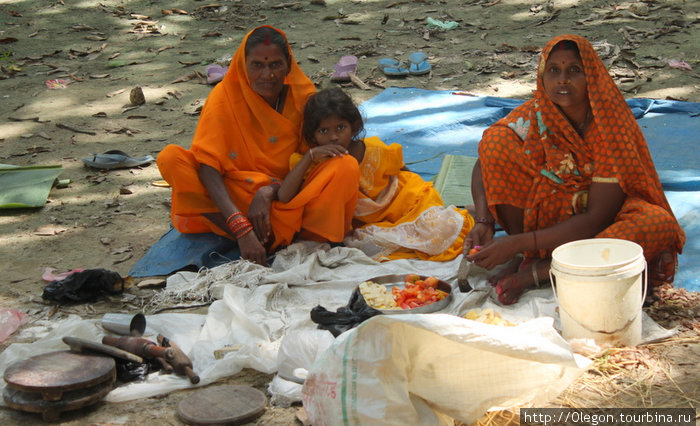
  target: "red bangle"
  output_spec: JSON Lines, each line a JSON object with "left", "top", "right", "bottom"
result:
{"left": 228, "top": 217, "right": 249, "bottom": 227}
{"left": 230, "top": 222, "right": 251, "bottom": 234}
{"left": 226, "top": 212, "right": 244, "bottom": 225}
{"left": 235, "top": 225, "right": 253, "bottom": 239}
{"left": 232, "top": 224, "right": 252, "bottom": 239}
{"left": 226, "top": 215, "right": 252, "bottom": 238}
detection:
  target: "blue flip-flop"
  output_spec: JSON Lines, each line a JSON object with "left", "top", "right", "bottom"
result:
{"left": 82, "top": 150, "right": 154, "bottom": 170}
{"left": 408, "top": 52, "right": 431, "bottom": 75}
{"left": 379, "top": 58, "right": 409, "bottom": 77}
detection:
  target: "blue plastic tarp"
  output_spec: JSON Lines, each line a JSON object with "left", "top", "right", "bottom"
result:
{"left": 131, "top": 88, "right": 700, "bottom": 293}
{"left": 360, "top": 88, "right": 700, "bottom": 292}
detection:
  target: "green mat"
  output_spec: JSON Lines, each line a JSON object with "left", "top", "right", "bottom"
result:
{"left": 0, "top": 164, "right": 63, "bottom": 209}
{"left": 432, "top": 155, "right": 478, "bottom": 208}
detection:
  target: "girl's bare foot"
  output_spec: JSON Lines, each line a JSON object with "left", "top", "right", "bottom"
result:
{"left": 494, "top": 258, "right": 551, "bottom": 305}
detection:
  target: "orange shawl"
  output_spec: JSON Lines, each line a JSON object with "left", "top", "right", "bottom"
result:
{"left": 479, "top": 34, "right": 684, "bottom": 255}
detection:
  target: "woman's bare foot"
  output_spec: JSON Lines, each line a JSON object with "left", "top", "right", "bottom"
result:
{"left": 649, "top": 250, "right": 676, "bottom": 288}
{"left": 494, "top": 258, "right": 551, "bottom": 305}
{"left": 487, "top": 256, "right": 523, "bottom": 286}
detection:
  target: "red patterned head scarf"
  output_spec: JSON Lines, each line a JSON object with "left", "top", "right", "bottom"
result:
{"left": 531, "top": 35, "right": 672, "bottom": 210}
{"left": 479, "top": 34, "right": 684, "bottom": 256}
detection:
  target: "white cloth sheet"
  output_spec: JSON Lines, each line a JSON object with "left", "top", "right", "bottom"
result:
{"left": 0, "top": 242, "right": 673, "bottom": 422}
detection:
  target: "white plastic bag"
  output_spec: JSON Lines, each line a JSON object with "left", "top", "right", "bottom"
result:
{"left": 0, "top": 309, "right": 28, "bottom": 342}
{"left": 271, "top": 329, "right": 336, "bottom": 406}
{"left": 302, "top": 314, "right": 590, "bottom": 425}
{"left": 277, "top": 329, "right": 336, "bottom": 384}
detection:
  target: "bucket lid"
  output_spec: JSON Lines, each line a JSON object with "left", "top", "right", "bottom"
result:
{"left": 551, "top": 238, "right": 643, "bottom": 271}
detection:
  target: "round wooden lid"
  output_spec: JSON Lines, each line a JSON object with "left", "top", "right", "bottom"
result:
{"left": 4, "top": 350, "right": 116, "bottom": 394}
{"left": 177, "top": 385, "right": 267, "bottom": 425}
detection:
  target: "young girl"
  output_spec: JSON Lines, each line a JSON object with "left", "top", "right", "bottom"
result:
{"left": 280, "top": 88, "right": 474, "bottom": 261}
{"left": 278, "top": 88, "right": 366, "bottom": 203}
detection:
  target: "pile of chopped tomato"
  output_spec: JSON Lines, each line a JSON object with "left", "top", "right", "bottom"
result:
{"left": 391, "top": 274, "right": 449, "bottom": 310}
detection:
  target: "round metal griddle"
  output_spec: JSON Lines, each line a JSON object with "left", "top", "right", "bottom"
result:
{"left": 362, "top": 274, "right": 453, "bottom": 314}
{"left": 177, "top": 385, "right": 267, "bottom": 425}
{"left": 3, "top": 377, "right": 113, "bottom": 421}
{"left": 3, "top": 350, "right": 116, "bottom": 421}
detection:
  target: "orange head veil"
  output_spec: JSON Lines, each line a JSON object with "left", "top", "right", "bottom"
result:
{"left": 223, "top": 25, "right": 314, "bottom": 120}
{"left": 190, "top": 25, "right": 315, "bottom": 179}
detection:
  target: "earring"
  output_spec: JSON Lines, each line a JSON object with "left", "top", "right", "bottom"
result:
{"left": 270, "top": 73, "right": 275, "bottom": 78}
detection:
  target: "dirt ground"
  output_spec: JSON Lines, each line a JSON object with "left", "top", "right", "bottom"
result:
{"left": 0, "top": 0, "right": 698, "bottom": 424}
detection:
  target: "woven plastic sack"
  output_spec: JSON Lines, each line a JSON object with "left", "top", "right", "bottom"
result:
{"left": 302, "top": 314, "right": 590, "bottom": 425}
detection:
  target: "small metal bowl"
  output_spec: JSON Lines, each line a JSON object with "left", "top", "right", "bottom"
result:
{"left": 361, "top": 274, "right": 453, "bottom": 314}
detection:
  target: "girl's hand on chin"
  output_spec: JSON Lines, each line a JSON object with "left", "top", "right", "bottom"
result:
{"left": 310, "top": 145, "right": 349, "bottom": 162}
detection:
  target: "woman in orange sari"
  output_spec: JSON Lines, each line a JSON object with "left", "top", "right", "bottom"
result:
{"left": 465, "top": 35, "right": 685, "bottom": 304}
{"left": 157, "top": 26, "right": 359, "bottom": 265}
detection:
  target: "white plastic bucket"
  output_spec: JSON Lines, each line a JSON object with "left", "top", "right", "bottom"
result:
{"left": 550, "top": 238, "right": 646, "bottom": 347}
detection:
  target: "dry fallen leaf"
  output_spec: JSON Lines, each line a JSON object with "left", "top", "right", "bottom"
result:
{"left": 111, "top": 246, "right": 132, "bottom": 255}
{"left": 136, "top": 278, "right": 166, "bottom": 289}
{"left": 194, "top": 4, "right": 222, "bottom": 12}
{"left": 34, "top": 224, "right": 67, "bottom": 236}
{"left": 106, "top": 88, "right": 126, "bottom": 97}
{"left": 171, "top": 70, "right": 206, "bottom": 84}
{"left": 122, "top": 275, "right": 135, "bottom": 290}
{"left": 113, "top": 253, "right": 133, "bottom": 265}
{"left": 349, "top": 73, "right": 370, "bottom": 90}
{"left": 71, "top": 24, "right": 94, "bottom": 31}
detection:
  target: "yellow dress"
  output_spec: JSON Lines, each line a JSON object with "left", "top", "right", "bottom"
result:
{"left": 290, "top": 136, "right": 473, "bottom": 260}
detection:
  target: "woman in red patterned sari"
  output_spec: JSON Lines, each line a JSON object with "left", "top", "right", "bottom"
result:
{"left": 464, "top": 35, "right": 685, "bottom": 305}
